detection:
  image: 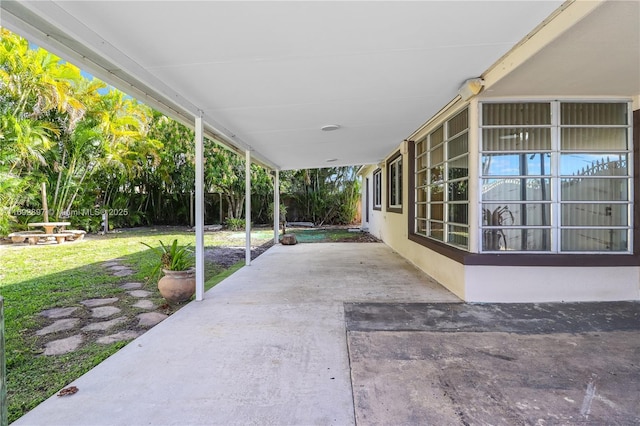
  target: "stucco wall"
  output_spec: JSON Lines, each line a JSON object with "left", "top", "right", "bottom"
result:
{"left": 359, "top": 101, "right": 640, "bottom": 303}
{"left": 465, "top": 265, "right": 640, "bottom": 303}
{"left": 361, "top": 144, "right": 467, "bottom": 300}
{"left": 359, "top": 165, "right": 385, "bottom": 240}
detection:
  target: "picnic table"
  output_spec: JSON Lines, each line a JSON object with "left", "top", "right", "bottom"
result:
{"left": 27, "top": 222, "right": 71, "bottom": 234}
{"left": 8, "top": 221, "right": 76, "bottom": 245}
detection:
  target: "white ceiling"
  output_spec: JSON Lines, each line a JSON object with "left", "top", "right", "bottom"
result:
{"left": 2, "top": 1, "right": 637, "bottom": 170}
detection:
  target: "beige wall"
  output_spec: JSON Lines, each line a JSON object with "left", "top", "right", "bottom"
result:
{"left": 359, "top": 164, "right": 385, "bottom": 240}
{"left": 360, "top": 94, "right": 639, "bottom": 303}
{"left": 465, "top": 265, "right": 640, "bottom": 303}
{"left": 362, "top": 139, "right": 468, "bottom": 300}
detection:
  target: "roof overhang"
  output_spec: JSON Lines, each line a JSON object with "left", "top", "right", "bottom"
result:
{"left": 2, "top": 1, "right": 637, "bottom": 170}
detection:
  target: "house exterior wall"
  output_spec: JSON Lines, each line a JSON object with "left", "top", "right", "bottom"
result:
{"left": 356, "top": 0, "right": 640, "bottom": 303}
{"left": 360, "top": 164, "right": 385, "bottom": 240}
{"left": 465, "top": 264, "right": 640, "bottom": 303}
{"left": 359, "top": 102, "right": 640, "bottom": 303}
{"left": 359, "top": 139, "right": 468, "bottom": 300}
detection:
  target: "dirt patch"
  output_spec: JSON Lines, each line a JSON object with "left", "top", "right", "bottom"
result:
{"left": 332, "top": 232, "right": 380, "bottom": 243}
{"left": 205, "top": 240, "right": 274, "bottom": 268}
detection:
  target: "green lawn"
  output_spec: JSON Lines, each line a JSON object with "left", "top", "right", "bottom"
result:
{"left": 0, "top": 227, "right": 273, "bottom": 423}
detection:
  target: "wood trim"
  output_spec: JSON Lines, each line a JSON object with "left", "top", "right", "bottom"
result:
{"left": 365, "top": 178, "right": 369, "bottom": 223}
{"left": 634, "top": 108, "right": 640, "bottom": 256}
{"left": 386, "top": 150, "right": 403, "bottom": 214}
{"left": 408, "top": 142, "right": 416, "bottom": 232}
{"left": 373, "top": 168, "right": 382, "bottom": 211}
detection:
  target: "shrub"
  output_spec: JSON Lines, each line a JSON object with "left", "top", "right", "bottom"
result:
{"left": 225, "top": 218, "right": 246, "bottom": 231}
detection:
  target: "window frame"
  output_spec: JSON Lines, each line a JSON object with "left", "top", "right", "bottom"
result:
{"left": 408, "top": 105, "right": 639, "bottom": 267}
{"left": 479, "top": 100, "right": 634, "bottom": 254}
{"left": 372, "top": 168, "right": 382, "bottom": 211}
{"left": 386, "top": 151, "right": 403, "bottom": 213}
{"left": 413, "top": 108, "right": 470, "bottom": 249}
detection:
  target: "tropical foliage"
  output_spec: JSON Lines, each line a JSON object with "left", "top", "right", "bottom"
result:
{"left": 0, "top": 28, "right": 361, "bottom": 236}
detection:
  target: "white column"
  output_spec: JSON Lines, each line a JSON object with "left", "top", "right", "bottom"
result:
{"left": 195, "top": 112, "right": 205, "bottom": 301}
{"left": 245, "top": 149, "right": 252, "bottom": 266}
{"left": 273, "top": 169, "right": 280, "bottom": 244}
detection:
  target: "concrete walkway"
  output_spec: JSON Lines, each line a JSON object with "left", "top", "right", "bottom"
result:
{"left": 17, "top": 242, "right": 639, "bottom": 425}
{"left": 15, "top": 243, "right": 459, "bottom": 425}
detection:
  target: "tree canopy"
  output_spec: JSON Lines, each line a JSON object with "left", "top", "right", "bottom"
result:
{"left": 0, "top": 28, "right": 360, "bottom": 235}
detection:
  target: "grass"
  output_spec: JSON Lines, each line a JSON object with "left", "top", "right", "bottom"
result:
{"left": 0, "top": 227, "right": 273, "bottom": 423}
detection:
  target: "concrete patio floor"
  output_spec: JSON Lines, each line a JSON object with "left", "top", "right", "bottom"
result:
{"left": 14, "top": 243, "right": 640, "bottom": 425}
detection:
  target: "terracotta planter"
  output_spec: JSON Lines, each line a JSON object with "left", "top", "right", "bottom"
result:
{"left": 158, "top": 268, "right": 195, "bottom": 303}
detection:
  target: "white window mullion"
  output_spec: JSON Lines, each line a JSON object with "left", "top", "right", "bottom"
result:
{"left": 551, "top": 100, "right": 561, "bottom": 253}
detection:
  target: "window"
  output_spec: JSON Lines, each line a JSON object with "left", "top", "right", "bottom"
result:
{"left": 387, "top": 152, "right": 402, "bottom": 213}
{"left": 373, "top": 169, "right": 382, "bottom": 210}
{"left": 415, "top": 108, "right": 469, "bottom": 249}
{"left": 365, "top": 178, "right": 370, "bottom": 222}
{"left": 480, "top": 101, "right": 632, "bottom": 253}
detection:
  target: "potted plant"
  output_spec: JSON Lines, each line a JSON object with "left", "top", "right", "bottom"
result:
{"left": 142, "top": 239, "right": 195, "bottom": 303}
{"left": 482, "top": 205, "right": 514, "bottom": 251}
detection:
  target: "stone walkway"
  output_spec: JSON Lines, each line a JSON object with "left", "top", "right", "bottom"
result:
{"left": 36, "top": 259, "right": 169, "bottom": 356}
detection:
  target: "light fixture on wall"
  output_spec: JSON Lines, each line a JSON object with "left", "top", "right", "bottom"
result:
{"left": 458, "top": 78, "right": 484, "bottom": 101}
{"left": 321, "top": 124, "right": 341, "bottom": 131}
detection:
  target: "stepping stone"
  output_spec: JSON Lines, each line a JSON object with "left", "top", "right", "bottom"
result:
{"left": 128, "top": 290, "right": 152, "bottom": 298}
{"left": 113, "top": 269, "right": 134, "bottom": 277}
{"left": 40, "top": 307, "right": 79, "bottom": 319}
{"left": 91, "top": 306, "right": 121, "bottom": 319}
{"left": 107, "top": 265, "right": 129, "bottom": 271}
{"left": 132, "top": 300, "right": 155, "bottom": 310}
{"left": 102, "top": 261, "right": 120, "bottom": 267}
{"left": 36, "top": 318, "right": 80, "bottom": 336}
{"left": 96, "top": 330, "right": 140, "bottom": 345}
{"left": 44, "top": 334, "right": 84, "bottom": 356}
{"left": 120, "top": 282, "right": 143, "bottom": 290}
{"left": 137, "top": 312, "right": 168, "bottom": 327}
{"left": 82, "top": 316, "right": 128, "bottom": 332}
{"left": 81, "top": 297, "right": 119, "bottom": 307}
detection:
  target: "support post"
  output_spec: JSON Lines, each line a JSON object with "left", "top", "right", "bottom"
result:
{"left": 274, "top": 170, "right": 280, "bottom": 244}
{"left": 190, "top": 191, "right": 194, "bottom": 228}
{"left": 244, "top": 149, "right": 251, "bottom": 266}
{"left": 245, "top": 149, "right": 251, "bottom": 266}
{"left": 41, "top": 182, "right": 49, "bottom": 222}
{"left": 195, "top": 113, "right": 205, "bottom": 301}
{"left": 1, "top": 297, "right": 6, "bottom": 426}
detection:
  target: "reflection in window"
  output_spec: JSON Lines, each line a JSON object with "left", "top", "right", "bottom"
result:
{"left": 482, "top": 153, "right": 551, "bottom": 176}
{"left": 373, "top": 169, "right": 382, "bottom": 209}
{"left": 387, "top": 154, "right": 402, "bottom": 211}
{"left": 480, "top": 101, "right": 631, "bottom": 253}
{"left": 414, "top": 108, "right": 469, "bottom": 249}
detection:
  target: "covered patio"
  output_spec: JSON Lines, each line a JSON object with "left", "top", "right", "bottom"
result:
{"left": 13, "top": 243, "right": 640, "bottom": 425}
{"left": 13, "top": 243, "right": 460, "bottom": 425}
{"left": 2, "top": 1, "right": 639, "bottom": 422}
